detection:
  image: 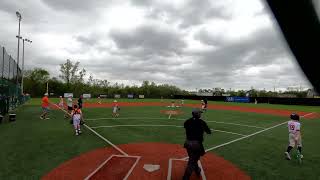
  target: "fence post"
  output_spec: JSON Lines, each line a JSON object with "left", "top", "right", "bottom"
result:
{"left": 1, "top": 47, "right": 4, "bottom": 79}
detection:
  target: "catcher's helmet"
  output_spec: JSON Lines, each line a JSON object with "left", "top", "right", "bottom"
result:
{"left": 290, "top": 113, "right": 300, "bottom": 121}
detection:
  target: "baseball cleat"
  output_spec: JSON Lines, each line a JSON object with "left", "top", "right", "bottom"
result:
{"left": 285, "top": 152, "right": 291, "bottom": 160}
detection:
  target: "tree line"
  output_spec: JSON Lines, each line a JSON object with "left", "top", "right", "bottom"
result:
{"left": 23, "top": 59, "right": 189, "bottom": 98}
{"left": 24, "top": 59, "right": 312, "bottom": 98}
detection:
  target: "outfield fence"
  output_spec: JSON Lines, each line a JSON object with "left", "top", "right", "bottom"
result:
{"left": 0, "top": 45, "right": 25, "bottom": 116}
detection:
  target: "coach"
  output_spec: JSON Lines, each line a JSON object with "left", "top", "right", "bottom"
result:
{"left": 183, "top": 108, "right": 211, "bottom": 180}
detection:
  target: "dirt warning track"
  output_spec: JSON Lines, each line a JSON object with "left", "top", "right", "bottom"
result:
{"left": 51, "top": 102, "right": 319, "bottom": 119}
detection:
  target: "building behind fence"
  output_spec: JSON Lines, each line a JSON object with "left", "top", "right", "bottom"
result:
{"left": 0, "top": 45, "right": 24, "bottom": 116}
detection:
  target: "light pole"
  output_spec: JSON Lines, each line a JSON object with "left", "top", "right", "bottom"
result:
{"left": 21, "top": 38, "right": 32, "bottom": 94}
{"left": 16, "top": 11, "right": 22, "bottom": 92}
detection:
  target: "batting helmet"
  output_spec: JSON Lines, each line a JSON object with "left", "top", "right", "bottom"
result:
{"left": 290, "top": 113, "right": 300, "bottom": 121}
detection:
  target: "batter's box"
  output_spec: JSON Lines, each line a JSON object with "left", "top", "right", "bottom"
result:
{"left": 85, "top": 154, "right": 141, "bottom": 180}
{"left": 167, "top": 158, "right": 206, "bottom": 180}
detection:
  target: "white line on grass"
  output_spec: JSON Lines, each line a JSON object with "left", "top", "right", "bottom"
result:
{"left": 204, "top": 120, "right": 265, "bottom": 129}
{"left": 51, "top": 103, "right": 129, "bottom": 156}
{"left": 181, "top": 121, "right": 288, "bottom": 160}
{"left": 301, "top": 112, "right": 315, "bottom": 118}
{"left": 86, "top": 117, "right": 265, "bottom": 129}
{"left": 205, "top": 121, "right": 287, "bottom": 152}
{"left": 86, "top": 117, "right": 168, "bottom": 121}
{"left": 84, "top": 124, "right": 129, "bottom": 156}
{"left": 211, "top": 129, "right": 245, "bottom": 136}
{"left": 90, "top": 124, "right": 246, "bottom": 136}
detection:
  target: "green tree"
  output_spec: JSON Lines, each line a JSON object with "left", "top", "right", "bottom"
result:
{"left": 59, "top": 59, "right": 86, "bottom": 87}
{"left": 23, "top": 68, "right": 50, "bottom": 97}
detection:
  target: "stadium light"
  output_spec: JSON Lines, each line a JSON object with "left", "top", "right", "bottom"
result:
{"left": 21, "top": 37, "right": 32, "bottom": 94}
{"left": 16, "top": 11, "right": 22, "bottom": 94}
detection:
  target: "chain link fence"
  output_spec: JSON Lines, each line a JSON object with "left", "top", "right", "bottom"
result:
{"left": 0, "top": 45, "right": 25, "bottom": 116}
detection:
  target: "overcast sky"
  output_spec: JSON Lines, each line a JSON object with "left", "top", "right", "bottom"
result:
{"left": 0, "top": 0, "right": 314, "bottom": 91}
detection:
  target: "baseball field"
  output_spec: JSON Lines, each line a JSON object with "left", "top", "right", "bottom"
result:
{"left": 0, "top": 98, "right": 319, "bottom": 180}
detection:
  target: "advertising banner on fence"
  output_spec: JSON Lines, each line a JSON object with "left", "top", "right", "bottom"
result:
{"left": 83, "top": 94, "right": 91, "bottom": 99}
{"left": 64, "top": 93, "right": 73, "bottom": 98}
{"left": 226, "top": 96, "right": 250, "bottom": 103}
{"left": 139, "top": 95, "right": 145, "bottom": 99}
{"left": 127, "top": 94, "right": 134, "bottom": 99}
{"left": 114, "top": 94, "right": 121, "bottom": 98}
{"left": 100, "top": 95, "right": 107, "bottom": 98}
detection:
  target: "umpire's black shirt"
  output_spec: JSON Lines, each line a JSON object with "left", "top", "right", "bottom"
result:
{"left": 184, "top": 118, "right": 211, "bottom": 142}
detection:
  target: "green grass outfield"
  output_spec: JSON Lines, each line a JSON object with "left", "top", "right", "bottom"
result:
{"left": 0, "top": 98, "right": 319, "bottom": 179}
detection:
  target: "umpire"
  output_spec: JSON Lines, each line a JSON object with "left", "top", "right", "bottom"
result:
{"left": 183, "top": 108, "right": 211, "bottom": 180}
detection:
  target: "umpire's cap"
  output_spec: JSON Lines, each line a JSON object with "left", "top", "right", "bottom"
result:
{"left": 192, "top": 108, "right": 202, "bottom": 118}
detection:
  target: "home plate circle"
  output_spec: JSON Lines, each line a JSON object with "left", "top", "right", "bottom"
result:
{"left": 143, "top": 164, "right": 160, "bottom": 172}
{"left": 42, "top": 143, "right": 250, "bottom": 180}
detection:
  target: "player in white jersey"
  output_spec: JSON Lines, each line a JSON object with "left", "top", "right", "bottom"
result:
{"left": 65, "top": 96, "right": 73, "bottom": 118}
{"left": 112, "top": 100, "right": 120, "bottom": 117}
{"left": 71, "top": 104, "right": 82, "bottom": 136}
{"left": 58, "top": 96, "right": 64, "bottom": 108}
{"left": 285, "top": 113, "right": 303, "bottom": 160}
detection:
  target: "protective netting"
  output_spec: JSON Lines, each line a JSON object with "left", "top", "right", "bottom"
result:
{"left": 0, "top": 45, "right": 26, "bottom": 115}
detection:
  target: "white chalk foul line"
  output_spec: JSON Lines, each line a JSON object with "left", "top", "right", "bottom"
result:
{"left": 86, "top": 117, "right": 168, "bottom": 120}
{"left": 205, "top": 121, "right": 287, "bottom": 152}
{"left": 211, "top": 129, "right": 245, "bottom": 136}
{"left": 84, "top": 154, "right": 114, "bottom": 180}
{"left": 84, "top": 155, "right": 141, "bottom": 180}
{"left": 204, "top": 120, "right": 265, "bottom": 129}
{"left": 86, "top": 117, "right": 265, "bottom": 129}
{"left": 301, "top": 112, "right": 315, "bottom": 118}
{"left": 167, "top": 158, "right": 206, "bottom": 180}
{"left": 51, "top": 103, "right": 129, "bottom": 156}
{"left": 181, "top": 121, "right": 288, "bottom": 160}
{"left": 123, "top": 156, "right": 141, "bottom": 180}
{"left": 90, "top": 124, "right": 246, "bottom": 136}
{"left": 84, "top": 124, "right": 128, "bottom": 156}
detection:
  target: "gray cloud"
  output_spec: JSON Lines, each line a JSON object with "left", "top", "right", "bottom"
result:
{"left": 75, "top": 33, "right": 101, "bottom": 46}
{"left": 130, "top": 0, "right": 232, "bottom": 28}
{"left": 195, "top": 26, "right": 289, "bottom": 69}
{"left": 110, "top": 25, "right": 187, "bottom": 57}
{"left": 40, "top": 0, "right": 109, "bottom": 12}
{"left": 0, "top": 0, "right": 313, "bottom": 91}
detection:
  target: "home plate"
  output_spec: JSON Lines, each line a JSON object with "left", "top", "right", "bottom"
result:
{"left": 143, "top": 164, "right": 160, "bottom": 172}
